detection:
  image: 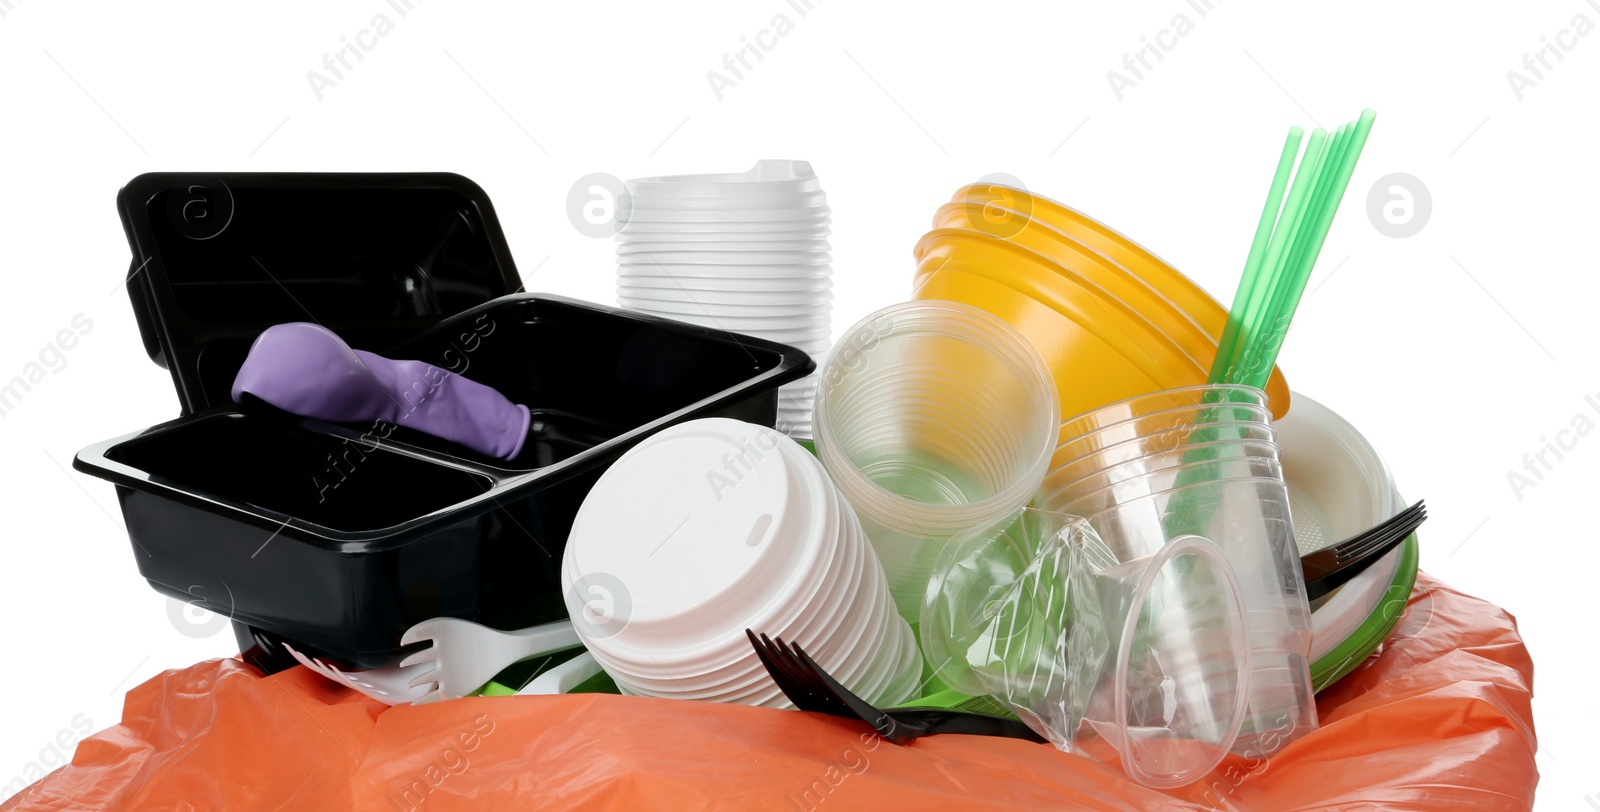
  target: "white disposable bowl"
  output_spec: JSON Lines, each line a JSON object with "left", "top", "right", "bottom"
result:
{"left": 1273, "top": 392, "right": 1407, "bottom": 663}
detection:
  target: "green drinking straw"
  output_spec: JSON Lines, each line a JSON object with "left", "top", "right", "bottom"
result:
{"left": 1251, "top": 109, "right": 1378, "bottom": 377}
{"left": 1210, "top": 127, "right": 1303, "bottom": 387}
{"left": 1230, "top": 130, "right": 1332, "bottom": 386}
{"left": 1172, "top": 110, "right": 1376, "bottom": 514}
{"left": 1209, "top": 109, "right": 1376, "bottom": 392}
{"left": 1278, "top": 121, "right": 1351, "bottom": 295}
{"left": 1224, "top": 126, "right": 1327, "bottom": 385}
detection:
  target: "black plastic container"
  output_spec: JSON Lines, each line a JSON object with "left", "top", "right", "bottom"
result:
{"left": 116, "top": 172, "right": 529, "bottom": 414}
{"left": 76, "top": 174, "right": 812, "bottom": 669}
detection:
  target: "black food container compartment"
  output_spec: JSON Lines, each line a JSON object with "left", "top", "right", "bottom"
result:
{"left": 75, "top": 173, "right": 813, "bottom": 670}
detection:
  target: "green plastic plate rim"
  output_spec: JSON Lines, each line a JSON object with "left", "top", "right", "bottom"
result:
{"left": 1308, "top": 530, "right": 1420, "bottom": 692}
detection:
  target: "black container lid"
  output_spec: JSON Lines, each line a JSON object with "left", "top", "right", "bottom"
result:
{"left": 117, "top": 173, "right": 523, "bottom": 414}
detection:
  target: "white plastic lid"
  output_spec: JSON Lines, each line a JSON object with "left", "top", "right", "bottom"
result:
{"left": 629, "top": 435, "right": 845, "bottom": 673}
{"left": 564, "top": 419, "right": 814, "bottom": 652}
{"left": 627, "top": 159, "right": 819, "bottom": 190}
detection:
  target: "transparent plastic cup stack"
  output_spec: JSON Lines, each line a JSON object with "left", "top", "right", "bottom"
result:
{"left": 615, "top": 160, "right": 833, "bottom": 439}
{"left": 561, "top": 418, "right": 922, "bottom": 708}
{"left": 1034, "top": 384, "right": 1318, "bottom": 768}
{"left": 813, "top": 300, "right": 1059, "bottom": 619}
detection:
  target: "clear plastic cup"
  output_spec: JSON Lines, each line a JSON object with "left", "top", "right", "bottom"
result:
{"left": 1051, "top": 415, "right": 1276, "bottom": 475}
{"left": 1053, "top": 404, "right": 1275, "bottom": 471}
{"left": 1059, "top": 384, "right": 1270, "bottom": 437}
{"left": 1080, "top": 475, "right": 1317, "bottom": 759}
{"left": 1047, "top": 430, "right": 1278, "bottom": 488}
{"left": 1046, "top": 455, "right": 1285, "bottom": 518}
{"left": 1041, "top": 435, "right": 1281, "bottom": 506}
{"left": 814, "top": 301, "right": 1059, "bottom": 618}
{"left": 920, "top": 508, "right": 1250, "bottom": 789}
{"left": 1074, "top": 532, "right": 1251, "bottom": 788}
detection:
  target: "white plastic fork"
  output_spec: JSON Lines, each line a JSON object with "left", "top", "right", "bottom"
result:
{"left": 400, "top": 617, "right": 583, "bottom": 702}
{"left": 284, "top": 643, "right": 436, "bottom": 706}
{"left": 517, "top": 652, "right": 603, "bottom": 695}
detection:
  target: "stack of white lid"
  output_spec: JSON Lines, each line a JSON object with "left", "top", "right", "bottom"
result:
{"left": 561, "top": 418, "right": 921, "bottom": 707}
{"left": 615, "top": 160, "right": 832, "bottom": 438}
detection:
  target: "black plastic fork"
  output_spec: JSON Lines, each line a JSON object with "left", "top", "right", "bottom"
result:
{"left": 1301, "top": 499, "right": 1427, "bottom": 601}
{"left": 745, "top": 630, "right": 1047, "bottom": 745}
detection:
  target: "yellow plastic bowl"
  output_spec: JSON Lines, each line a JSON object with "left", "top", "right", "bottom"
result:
{"left": 926, "top": 216, "right": 1229, "bottom": 382}
{"left": 946, "top": 184, "right": 1291, "bottom": 419}
{"left": 915, "top": 228, "right": 1220, "bottom": 384}
{"left": 913, "top": 235, "right": 1205, "bottom": 391}
{"left": 914, "top": 254, "right": 1182, "bottom": 421}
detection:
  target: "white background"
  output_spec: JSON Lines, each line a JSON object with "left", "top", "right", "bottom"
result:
{"left": 0, "top": 0, "right": 1594, "bottom": 808}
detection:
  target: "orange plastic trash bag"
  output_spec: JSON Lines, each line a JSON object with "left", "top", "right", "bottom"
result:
{"left": 2, "top": 573, "right": 1537, "bottom": 811}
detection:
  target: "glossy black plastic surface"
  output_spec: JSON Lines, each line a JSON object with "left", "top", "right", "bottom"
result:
{"left": 78, "top": 294, "right": 812, "bottom": 667}
{"left": 117, "top": 172, "right": 522, "bottom": 413}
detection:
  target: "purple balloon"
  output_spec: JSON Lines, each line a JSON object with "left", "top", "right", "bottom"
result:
{"left": 232, "top": 322, "right": 530, "bottom": 460}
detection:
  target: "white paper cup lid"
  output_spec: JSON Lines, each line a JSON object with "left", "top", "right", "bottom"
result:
{"left": 565, "top": 419, "right": 814, "bottom": 650}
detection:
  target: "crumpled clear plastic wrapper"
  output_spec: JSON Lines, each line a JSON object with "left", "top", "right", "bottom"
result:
{"left": 922, "top": 508, "right": 1262, "bottom": 787}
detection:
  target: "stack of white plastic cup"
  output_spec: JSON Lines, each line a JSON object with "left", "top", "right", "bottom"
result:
{"left": 615, "top": 161, "right": 832, "bottom": 439}
{"left": 561, "top": 418, "right": 921, "bottom": 707}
